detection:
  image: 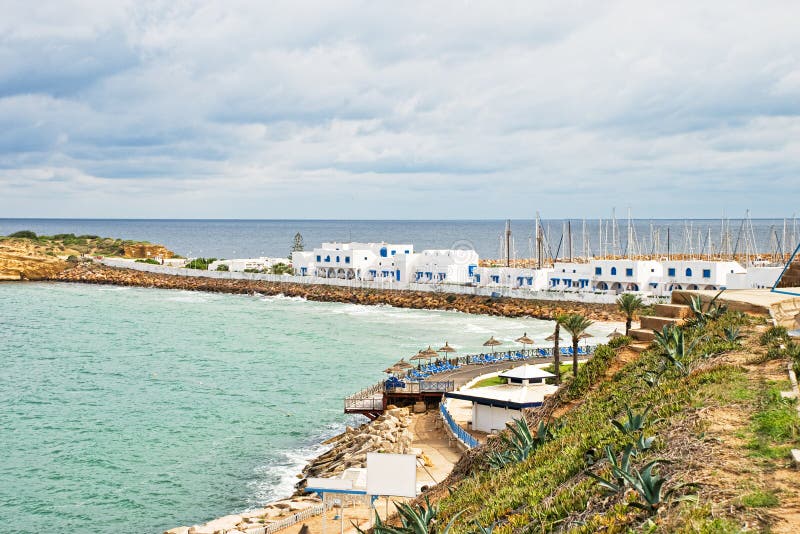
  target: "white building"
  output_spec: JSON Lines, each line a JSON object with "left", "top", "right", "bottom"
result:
{"left": 660, "top": 260, "right": 746, "bottom": 291}
{"left": 445, "top": 365, "right": 558, "bottom": 433}
{"left": 398, "top": 249, "right": 479, "bottom": 284}
{"left": 207, "top": 257, "right": 286, "bottom": 272}
{"left": 292, "top": 242, "right": 413, "bottom": 281}
{"left": 474, "top": 267, "right": 552, "bottom": 290}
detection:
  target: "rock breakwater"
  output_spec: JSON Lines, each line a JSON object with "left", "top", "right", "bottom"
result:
{"left": 300, "top": 407, "right": 419, "bottom": 483}
{"left": 51, "top": 262, "right": 624, "bottom": 322}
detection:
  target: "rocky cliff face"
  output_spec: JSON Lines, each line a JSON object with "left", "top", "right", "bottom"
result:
{"left": 123, "top": 244, "right": 175, "bottom": 259}
{"left": 0, "top": 240, "right": 69, "bottom": 280}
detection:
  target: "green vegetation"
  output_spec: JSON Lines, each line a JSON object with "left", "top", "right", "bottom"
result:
{"left": 289, "top": 232, "right": 305, "bottom": 259}
{"left": 270, "top": 262, "right": 294, "bottom": 275}
{"left": 559, "top": 313, "right": 594, "bottom": 377}
{"left": 357, "top": 496, "right": 462, "bottom": 534}
{"left": 2, "top": 230, "right": 152, "bottom": 257}
{"left": 8, "top": 230, "right": 37, "bottom": 238}
{"left": 429, "top": 309, "right": 792, "bottom": 532}
{"left": 215, "top": 264, "right": 229, "bottom": 271}
{"left": 136, "top": 258, "right": 161, "bottom": 265}
{"left": 740, "top": 490, "right": 779, "bottom": 508}
{"left": 617, "top": 293, "right": 644, "bottom": 336}
{"left": 470, "top": 376, "right": 505, "bottom": 389}
{"left": 607, "top": 335, "right": 632, "bottom": 349}
{"left": 184, "top": 257, "right": 217, "bottom": 270}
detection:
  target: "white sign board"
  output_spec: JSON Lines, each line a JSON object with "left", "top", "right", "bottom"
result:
{"left": 305, "top": 477, "right": 354, "bottom": 491}
{"left": 366, "top": 452, "right": 417, "bottom": 498}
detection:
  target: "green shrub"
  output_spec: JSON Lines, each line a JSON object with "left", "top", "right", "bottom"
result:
{"left": 9, "top": 230, "right": 37, "bottom": 238}
{"left": 759, "top": 326, "right": 789, "bottom": 347}
{"left": 184, "top": 257, "right": 217, "bottom": 270}
{"left": 135, "top": 258, "right": 160, "bottom": 265}
{"left": 215, "top": 264, "right": 229, "bottom": 271}
{"left": 740, "top": 490, "right": 779, "bottom": 508}
{"left": 608, "top": 335, "right": 632, "bottom": 349}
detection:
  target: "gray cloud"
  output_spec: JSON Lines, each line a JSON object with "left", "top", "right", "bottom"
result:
{"left": 0, "top": 0, "right": 799, "bottom": 218}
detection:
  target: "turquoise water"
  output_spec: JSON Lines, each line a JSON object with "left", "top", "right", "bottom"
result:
{"left": 0, "top": 283, "right": 619, "bottom": 533}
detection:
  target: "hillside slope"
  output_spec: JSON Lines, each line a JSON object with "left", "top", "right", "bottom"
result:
{"left": 426, "top": 313, "right": 800, "bottom": 532}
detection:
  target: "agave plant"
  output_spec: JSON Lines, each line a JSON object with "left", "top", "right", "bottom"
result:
{"left": 486, "top": 419, "right": 557, "bottom": 469}
{"left": 612, "top": 406, "right": 655, "bottom": 435}
{"left": 585, "top": 444, "right": 636, "bottom": 495}
{"left": 472, "top": 520, "right": 495, "bottom": 533}
{"left": 687, "top": 290, "right": 727, "bottom": 325}
{"left": 652, "top": 326, "right": 703, "bottom": 376}
{"left": 721, "top": 325, "right": 743, "bottom": 343}
{"left": 615, "top": 461, "right": 698, "bottom": 513}
{"left": 357, "top": 497, "right": 463, "bottom": 534}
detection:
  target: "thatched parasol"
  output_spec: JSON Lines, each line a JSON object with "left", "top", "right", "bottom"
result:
{"left": 422, "top": 346, "right": 439, "bottom": 357}
{"left": 545, "top": 332, "right": 564, "bottom": 342}
{"left": 515, "top": 332, "right": 535, "bottom": 346}
{"left": 393, "top": 359, "right": 414, "bottom": 370}
{"left": 437, "top": 341, "right": 457, "bottom": 354}
{"left": 607, "top": 329, "right": 624, "bottom": 339}
{"left": 483, "top": 336, "right": 502, "bottom": 354}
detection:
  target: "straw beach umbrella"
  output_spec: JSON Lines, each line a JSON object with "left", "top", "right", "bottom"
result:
{"left": 438, "top": 341, "right": 457, "bottom": 364}
{"left": 410, "top": 350, "right": 429, "bottom": 369}
{"left": 483, "top": 336, "right": 502, "bottom": 354}
{"left": 393, "top": 359, "right": 414, "bottom": 370}
{"left": 607, "top": 329, "right": 624, "bottom": 339}
{"left": 515, "top": 332, "right": 535, "bottom": 358}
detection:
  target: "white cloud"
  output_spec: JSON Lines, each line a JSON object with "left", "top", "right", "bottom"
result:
{"left": 0, "top": 0, "right": 798, "bottom": 218}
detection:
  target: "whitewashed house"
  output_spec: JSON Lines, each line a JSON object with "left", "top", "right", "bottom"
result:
{"left": 398, "top": 249, "right": 479, "bottom": 284}
{"left": 661, "top": 260, "right": 745, "bottom": 291}
{"left": 207, "top": 257, "right": 286, "bottom": 272}
{"left": 292, "top": 242, "right": 413, "bottom": 281}
{"left": 474, "top": 267, "right": 552, "bottom": 290}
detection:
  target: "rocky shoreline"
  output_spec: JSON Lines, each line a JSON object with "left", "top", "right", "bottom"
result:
{"left": 49, "top": 262, "right": 624, "bottom": 322}
{"left": 166, "top": 408, "right": 419, "bottom": 534}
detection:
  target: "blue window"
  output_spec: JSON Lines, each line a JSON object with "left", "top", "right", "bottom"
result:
{"left": 595, "top": 267, "right": 602, "bottom": 275}
{"left": 686, "top": 268, "right": 693, "bottom": 277}
{"left": 391, "top": 250, "right": 396, "bottom": 255}
{"left": 702, "top": 269, "right": 711, "bottom": 278}
{"left": 668, "top": 267, "right": 676, "bottom": 276}
{"left": 404, "top": 250, "right": 410, "bottom": 254}
{"left": 300, "top": 267, "right": 307, "bottom": 275}
{"left": 468, "top": 264, "right": 477, "bottom": 276}
{"left": 316, "top": 255, "right": 321, "bottom": 262}
{"left": 475, "top": 274, "right": 481, "bottom": 283}
{"left": 369, "top": 270, "right": 377, "bottom": 277}
{"left": 625, "top": 268, "right": 633, "bottom": 277}
{"left": 396, "top": 270, "right": 401, "bottom": 281}
{"left": 325, "top": 255, "right": 330, "bottom": 262}
{"left": 611, "top": 267, "right": 617, "bottom": 275}
{"left": 491, "top": 275, "right": 500, "bottom": 283}
{"left": 336, "top": 256, "right": 340, "bottom": 263}
{"left": 380, "top": 247, "right": 387, "bottom": 257}
{"left": 345, "top": 257, "right": 350, "bottom": 264}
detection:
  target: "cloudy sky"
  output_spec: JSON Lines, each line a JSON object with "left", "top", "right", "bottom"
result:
{"left": 1, "top": 1, "right": 799, "bottom": 219}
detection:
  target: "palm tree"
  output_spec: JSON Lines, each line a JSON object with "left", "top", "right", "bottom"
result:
{"left": 617, "top": 293, "right": 644, "bottom": 336}
{"left": 560, "top": 313, "right": 594, "bottom": 378}
{"left": 550, "top": 315, "right": 566, "bottom": 384}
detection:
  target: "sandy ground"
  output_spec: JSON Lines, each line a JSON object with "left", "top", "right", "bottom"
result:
{"left": 274, "top": 412, "right": 462, "bottom": 534}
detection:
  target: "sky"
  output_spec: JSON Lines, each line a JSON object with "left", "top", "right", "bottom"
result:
{"left": 1, "top": 0, "right": 799, "bottom": 219}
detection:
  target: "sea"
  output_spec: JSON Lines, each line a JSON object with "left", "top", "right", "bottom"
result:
{"left": 0, "top": 218, "right": 787, "bottom": 533}
{"left": 0, "top": 281, "right": 621, "bottom": 534}
{"left": 0, "top": 218, "right": 796, "bottom": 259}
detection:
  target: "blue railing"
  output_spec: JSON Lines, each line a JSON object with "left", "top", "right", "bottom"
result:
{"left": 440, "top": 402, "right": 478, "bottom": 449}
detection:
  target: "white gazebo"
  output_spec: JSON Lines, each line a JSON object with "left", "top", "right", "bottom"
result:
{"left": 445, "top": 364, "right": 558, "bottom": 433}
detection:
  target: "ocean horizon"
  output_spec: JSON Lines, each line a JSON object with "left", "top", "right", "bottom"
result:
{"left": 0, "top": 217, "right": 794, "bottom": 261}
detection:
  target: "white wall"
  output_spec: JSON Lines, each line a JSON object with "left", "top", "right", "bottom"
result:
{"left": 472, "top": 403, "right": 519, "bottom": 433}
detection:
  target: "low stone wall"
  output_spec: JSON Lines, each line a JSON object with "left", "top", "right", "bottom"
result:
{"left": 51, "top": 262, "right": 626, "bottom": 322}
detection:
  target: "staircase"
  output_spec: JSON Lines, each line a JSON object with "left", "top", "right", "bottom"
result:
{"left": 777, "top": 254, "right": 800, "bottom": 288}
{"left": 629, "top": 303, "right": 692, "bottom": 348}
